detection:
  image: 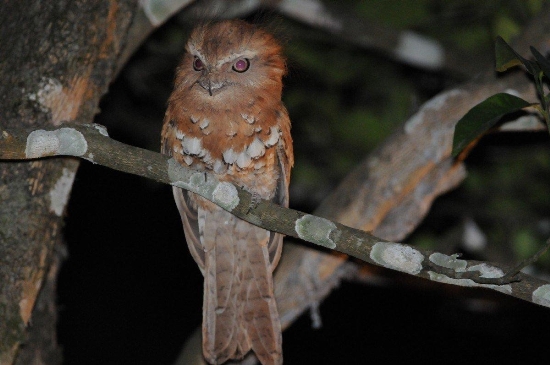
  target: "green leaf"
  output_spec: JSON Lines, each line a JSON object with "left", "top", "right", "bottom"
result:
{"left": 452, "top": 93, "right": 532, "bottom": 157}
{"left": 495, "top": 36, "right": 539, "bottom": 75}
{"left": 534, "top": 72, "right": 547, "bottom": 113}
{"left": 495, "top": 36, "right": 523, "bottom": 71}
{"left": 530, "top": 46, "right": 550, "bottom": 80}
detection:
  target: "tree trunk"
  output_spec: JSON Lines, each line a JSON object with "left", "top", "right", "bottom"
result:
{"left": 0, "top": 1, "right": 137, "bottom": 363}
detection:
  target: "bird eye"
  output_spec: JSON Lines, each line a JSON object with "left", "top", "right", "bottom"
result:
{"left": 232, "top": 58, "right": 250, "bottom": 73}
{"left": 193, "top": 57, "right": 204, "bottom": 71}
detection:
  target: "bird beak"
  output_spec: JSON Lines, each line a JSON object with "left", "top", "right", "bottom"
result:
{"left": 197, "top": 73, "right": 223, "bottom": 97}
{"left": 207, "top": 79, "right": 213, "bottom": 96}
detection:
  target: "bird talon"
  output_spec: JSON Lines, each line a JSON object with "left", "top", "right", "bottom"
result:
{"left": 248, "top": 192, "right": 262, "bottom": 213}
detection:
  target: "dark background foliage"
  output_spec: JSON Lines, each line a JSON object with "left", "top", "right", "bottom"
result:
{"left": 57, "top": 1, "right": 550, "bottom": 363}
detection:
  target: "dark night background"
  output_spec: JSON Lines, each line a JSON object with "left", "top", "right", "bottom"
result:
{"left": 56, "top": 1, "right": 550, "bottom": 364}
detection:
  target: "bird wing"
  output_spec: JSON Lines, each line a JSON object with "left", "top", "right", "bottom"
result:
{"left": 267, "top": 107, "right": 293, "bottom": 270}
{"left": 172, "top": 187, "right": 206, "bottom": 271}
{"left": 162, "top": 123, "right": 207, "bottom": 272}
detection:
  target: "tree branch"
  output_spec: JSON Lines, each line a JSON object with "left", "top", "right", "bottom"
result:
{"left": 176, "top": 0, "right": 484, "bottom": 77}
{"left": 2, "top": 122, "right": 549, "bottom": 309}
{"left": 275, "top": 0, "right": 484, "bottom": 77}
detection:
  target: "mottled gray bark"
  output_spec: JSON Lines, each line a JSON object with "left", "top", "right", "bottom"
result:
{"left": 0, "top": 1, "right": 137, "bottom": 363}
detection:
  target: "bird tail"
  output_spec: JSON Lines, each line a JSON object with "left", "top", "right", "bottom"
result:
{"left": 201, "top": 208, "right": 282, "bottom": 365}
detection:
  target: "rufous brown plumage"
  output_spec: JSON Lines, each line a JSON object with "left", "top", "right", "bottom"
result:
{"left": 161, "top": 19, "right": 293, "bottom": 365}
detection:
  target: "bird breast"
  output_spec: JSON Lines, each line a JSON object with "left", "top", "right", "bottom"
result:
{"left": 164, "top": 102, "right": 285, "bottom": 200}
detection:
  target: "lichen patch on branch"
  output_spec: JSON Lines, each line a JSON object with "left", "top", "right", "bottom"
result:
{"left": 93, "top": 124, "right": 109, "bottom": 137}
{"left": 295, "top": 215, "right": 337, "bottom": 249}
{"left": 25, "top": 128, "right": 87, "bottom": 158}
{"left": 370, "top": 242, "right": 424, "bottom": 274}
{"left": 429, "top": 252, "right": 467, "bottom": 271}
{"left": 167, "top": 158, "right": 240, "bottom": 210}
{"left": 168, "top": 158, "right": 204, "bottom": 191}
{"left": 395, "top": 31, "right": 444, "bottom": 70}
{"left": 532, "top": 284, "right": 550, "bottom": 308}
{"left": 429, "top": 263, "right": 512, "bottom": 294}
{"left": 212, "top": 182, "right": 239, "bottom": 211}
